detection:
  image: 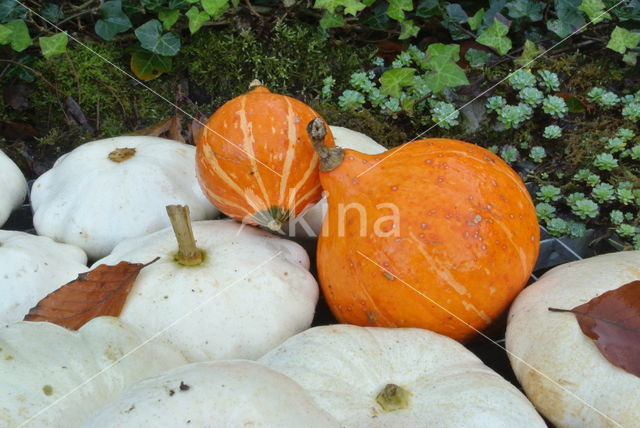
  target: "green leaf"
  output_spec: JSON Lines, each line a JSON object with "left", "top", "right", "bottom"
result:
{"left": 607, "top": 26, "right": 640, "bottom": 54}
{"left": 158, "top": 8, "right": 180, "bottom": 29}
{"left": 313, "top": 0, "right": 365, "bottom": 15}
{"left": 399, "top": 19, "right": 419, "bottom": 39}
{"left": 185, "top": 6, "right": 209, "bottom": 34}
{"left": 554, "top": 0, "right": 585, "bottom": 32}
{"left": 0, "top": 23, "right": 10, "bottom": 43}
{"left": 445, "top": 3, "right": 467, "bottom": 23}
{"left": 386, "top": 0, "right": 413, "bottom": 21}
{"left": 41, "top": 3, "right": 64, "bottom": 23}
{"left": 380, "top": 68, "right": 415, "bottom": 98}
{"left": 425, "top": 43, "right": 461, "bottom": 64}
{"left": 319, "top": 11, "right": 345, "bottom": 28}
{"left": 505, "top": 0, "right": 545, "bottom": 22}
{"left": 468, "top": 8, "right": 484, "bottom": 31}
{"left": 515, "top": 39, "right": 541, "bottom": 66}
{"left": 546, "top": 19, "right": 573, "bottom": 38}
{"left": 623, "top": 51, "right": 638, "bottom": 66}
{"left": 0, "top": 53, "right": 35, "bottom": 81}
{"left": 3, "top": 19, "right": 30, "bottom": 51}
{"left": 135, "top": 19, "right": 181, "bottom": 56}
{"left": 200, "top": 0, "right": 229, "bottom": 18}
{"left": 39, "top": 32, "right": 67, "bottom": 58}
{"left": 130, "top": 50, "right": 172, "bottom": 80}
{"left": 476, "top": 18, "right": 512, "bottom": 55}
{"left": 578, "top": 0, "right": 611, "bottom": 23}
{"left": 95, "top": 0, "right": 132, "bottom": 41}
{"left": 415, "top": 0, "right": 439, "bottom": 18}
{"left": 0, "top": 0, "right": 27, "bottom": 23}
{"left": 427, "top": 60, "right": 469, "bottom": 93}
{"left": 465, "top": 48, "right": 491, "bottom": 68}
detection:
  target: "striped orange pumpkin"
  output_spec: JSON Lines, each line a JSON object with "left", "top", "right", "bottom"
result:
{"left": 196, "top": 82, "right": 334, "bottom": 230}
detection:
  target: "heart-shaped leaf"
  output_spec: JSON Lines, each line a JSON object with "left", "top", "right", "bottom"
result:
{"left": 39, "top": 32, "right": 68, "bottom": 58}
{"left": 549, "top": 280, "right": 640, "bottom": 377}
{"left": 95, "top": 0, "right": 132, "bottom": 41}
{"left": 131, "top": 49, "right": 172, "bottom": 80}
{"left": 135, "top": 19, "right": 181, "bottom": 56}
{"left": 379, "top": 68, "right": 415, "bottom": 98}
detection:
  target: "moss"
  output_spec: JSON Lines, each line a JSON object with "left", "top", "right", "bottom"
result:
{"left": 183, "top": 22, "right": 374, "bottom": 106}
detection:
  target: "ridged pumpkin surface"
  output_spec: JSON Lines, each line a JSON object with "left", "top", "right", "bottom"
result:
{"left": 196, "top": 85, "right": 334, "bottom": 230}
{"left": 317, "top": 138, "right": 539, "bottom": 342}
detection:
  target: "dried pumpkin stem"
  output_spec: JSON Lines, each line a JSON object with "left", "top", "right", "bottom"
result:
{"left": 249, "top": 79, "right": 263, "bottom": 89}
{"left": 166, "top": 205, "right": 203, "bottom": 266}
{"left": 108, "top": 147, "right": 136, "bottom": 163}
{"left": 375, "top": 383, "right": 411, "bottom": 412}
{"left": 307, "top": 118, "right": 344, "bottom": 172}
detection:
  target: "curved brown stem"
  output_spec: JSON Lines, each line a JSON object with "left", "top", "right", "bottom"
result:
{"left": 307, "top": 118, "right": 344, "bottom": 172}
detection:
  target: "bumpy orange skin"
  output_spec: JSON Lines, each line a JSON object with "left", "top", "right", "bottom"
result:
{"left": 317, "top": 139, "right": 539, "bottom": 342}
{"left": 196, "top": 86, "right": 334, "bottom": 228}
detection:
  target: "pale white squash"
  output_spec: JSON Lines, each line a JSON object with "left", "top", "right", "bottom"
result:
{"left": 83, "top": 360, "right": 340, "bottom": 427}
{"left": 31, "top": 136, "right": 219, "bottom": 260}
{"left": 284, "top": 126, "right": 387, "bottom": 238}
{"left": 260, "top": 325, "right": 545, "bottom": 427}
{"left": 506, "top": 251, "right": 640, "bottom": 427}
{"left": 92, "top": 219, "right": 319, "bottom": 362}
{"left": 0, "top": 149, "right": 28, "bottom": 227}
{"left": 0, "top": 317, "right": 187, "bottom": 427}
{"left": 0, "top": 230, "right": 88, "bottom": 324}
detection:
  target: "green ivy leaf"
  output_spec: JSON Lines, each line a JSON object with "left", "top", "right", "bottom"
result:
{"left": 313, "top": 0, "right": 365, "bottom": 15}
{"left": 578, "top": 0, "right": 611, "bottom": 23}
{"left": 386, "top": 0, "right": 413, "bottom": 21}
{"left": 130, "top": 50, "right": 172, "bottom": 80}
{"left": 41, "top": 3, "right": 64, "bottom": 23}
{"left": 399, "top": 19, "right": 419, "bottom": 39}
{"left": 158, "top": 8, "right": 180, "bottom": 29}
{"left": 95, "top": 0, "right": 132, "bottom": 41}
{"left": 546, "top": 19, "right": 573, "bottom": 38}
{"left": 607, "top": 26, "right": 640, "bottom": 54}
{"left": 135, "top": 19, "right": 181, "bottom": 56}
{"left": 467, "top": 8, "right": 484, "bottom": 31}
{"left": 623, "top": 51, "right": 638, "bottom": 66}
{"left": 200, "top": 0, "right": 229, "bottom": 18}
{"left": 476, "top": 18, "right": 512, "bottom": 55}
{"left": 553, "top": 0, "right": 585, "bottom": 35}
{"left": 427, "top": 60, "right": 469, "bottom": 93}
{"left": 2, "top": 19, "right": 30, "bottom": 51}
{"left": 185, "top": 6, "right": 209, "bottom": 34}
{"left": 426, "top": 43, "right": 461, "bottom": 64}
{"left": 465, "top": 48, "right": 491, "bottom": 68}
{"left": 515, "top": 39, "right": 541, "bottom": 66}
{"left": 0, "top": 0, "right": 27, "bottom": 23}
{"left": 505, "top": 0, "right": 545, "bottom": 22}
{"left": 380, "top": 68, "right": 415, "bottom": 98}
{"left": 415, "top": 0, "right": 439, "bottom": 18}
{"left": 319, "top": 11, "right": 345, "bottom": 28}
{"left": 39, "top": 32, "right": 67, "bottom": 58}
{"left": 0, "top": 23, "right": 10, "bottom": 43}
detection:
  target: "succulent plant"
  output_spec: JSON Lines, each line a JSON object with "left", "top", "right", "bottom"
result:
{"left": 543, "top": 125, "right": 562, "bottom": 139}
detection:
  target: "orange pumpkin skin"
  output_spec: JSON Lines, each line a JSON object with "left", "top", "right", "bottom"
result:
{"left": 196, "top": 85, "right": 334, "bottom": 230}
{"left": 317, "top": 138, "right": 539, "bottom": 342}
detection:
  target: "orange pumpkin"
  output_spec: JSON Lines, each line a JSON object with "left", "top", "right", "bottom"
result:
{"left": 196, "top": 82, "right": 334, "bottom": 230}
{"left": 309, "top": 119, "right": 539, "bottom": 342}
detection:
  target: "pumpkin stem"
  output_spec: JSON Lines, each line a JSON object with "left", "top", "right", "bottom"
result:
{"left": 375, "top": 383, "right": 411, "bottom": 412}
{"left": 166, "top": 205, "right": 204, "bottom": 266}
{"left": 307, "top": 118, "right": 344, "bottom": 172}
{"left": 108, "top": 147, "right": 136, "bottom": 163}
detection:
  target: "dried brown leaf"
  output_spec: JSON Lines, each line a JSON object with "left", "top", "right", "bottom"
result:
{"left": 24, "top": 258, "right": 159, "bottom": 330}
{"left": 127, "top": 115, "right": 184, "bottom": 143}
{"left": 549, "top": 280, "right": 640, "bottom": 377}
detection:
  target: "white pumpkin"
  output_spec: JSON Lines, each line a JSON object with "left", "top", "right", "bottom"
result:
{"left": 0, "top": 149, "right": 28, "bottom": 227}
{"left": 506, "top": 251, "right": 640, "bottom": 427}
{"left": 284, "top": 126, "right": 387, "bottom": 238}
{"left": 84, "top": 360, "right": 340, "bottom": 427}
{"left": 260, "top": 325, "right": 545, "bottom": 427}
{"left": 31, "top": 136, "right": 219, "bottom": 260}
{"left": 0, "top": 230, "right": 88, "bottom": 324}
{"left": 0, "top": 317, "right": 187, "bottom": 427}
{"left": 92, "top": 219, "right": 319, "bottom": 362}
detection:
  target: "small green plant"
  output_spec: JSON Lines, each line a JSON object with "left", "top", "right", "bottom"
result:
{"left": 622, "top": 102, "right": 640, "bottom": 122}
{"left": 486, "top": 96, "right": 507, "bottom": 113}
{"left": 500, "top": 145, "right": 519, "bottom": 163}
{"left": 591, "top": 183, "right": 615, "bottom": 203}
{"left": 543, "top": 125, "right": 562, "bottom": 139}
{"left": 536, "top": 203, "right": 556, "bottom": 222}
{"left": 593, "top": 153, "right": 619, "bottom": 171}
{"left": 571, "top": 198, "right": 600, "bottom": 220}
{"left": 529, "top": 146, "right": 546, "bottom": 163}
{"left": 519, "top": 87, "right": 544, "bottom": 107}
{"left": 509, "top": 69, "right": 536, "bottom": 90}
{"left": 430, "top": 101, "right": 459, "bottom": 129}
{"left": 542, "top": 95, "right": 568, "bottom": 118}
{"left": 497, "top": 104, "right": 532, "bottom": 129}
{"left": 537, "top": 185, "right": 562, "bottom": 202}
{"left": 537, "top": 70, "right": 560, "bottom": 92}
